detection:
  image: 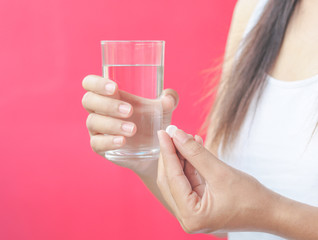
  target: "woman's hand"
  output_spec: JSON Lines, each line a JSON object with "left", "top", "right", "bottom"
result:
{"left": 81, "top": 75, "right": 179, "bottom": 174}
{"left": 156, "top": 128, "right": 279, "bottom": 234}
{"left": 157, "top": 128, "right": 318, "bottom": 239}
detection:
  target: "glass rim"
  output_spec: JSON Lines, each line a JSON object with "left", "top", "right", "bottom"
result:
{"left": 101, "top": 40, "right": 165, "bottom": 44}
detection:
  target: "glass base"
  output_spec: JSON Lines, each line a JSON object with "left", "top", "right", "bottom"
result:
{"left": 105, "top": 148, "right": 160, "bottom": 161}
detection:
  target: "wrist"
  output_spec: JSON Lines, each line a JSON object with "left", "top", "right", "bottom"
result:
{"left": 132, "top": 158, "right": 158, "bottom": 179}
{"left": 248, "top": 186, "right": 295, "bottom": 235}
{"left": 268, "top": 193, "right": 318, "bottom": 239}
{"left": 239, "top": 182, "right": 281, "bottom": 233}
{"left": 107, "top": 156, "right": 158, "bottom": 177}
{"left": 261, "top": 190, "right": 286, "bottom": 234}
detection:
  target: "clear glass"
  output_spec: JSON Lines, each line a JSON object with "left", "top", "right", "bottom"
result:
{"left": 101, "top": 40, "right": 165, "bottom": 161}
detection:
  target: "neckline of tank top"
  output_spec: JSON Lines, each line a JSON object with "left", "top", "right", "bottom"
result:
{"left": 267, "top": 73, "right": 318, "bottom": 89}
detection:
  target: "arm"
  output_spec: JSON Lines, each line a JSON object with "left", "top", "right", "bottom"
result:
{"left": 268, "top": 194, "right": 318, "bottom": 239}
{"left": 156, "top": 128, "right": 318, "bottom": 239}
{"left": 135, "top": 159, "right": 175, "bottom": 214}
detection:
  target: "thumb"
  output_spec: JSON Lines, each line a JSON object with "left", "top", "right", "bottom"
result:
{"left": 160, "top": 89, "right": 179, "bottom": 113}
{"left": 172, "top": 128, "right": 221, "bottom": 179}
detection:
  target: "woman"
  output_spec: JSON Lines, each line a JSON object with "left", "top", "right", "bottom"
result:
{"left": 81, "top": 0, "right": 318, "bottom": 239}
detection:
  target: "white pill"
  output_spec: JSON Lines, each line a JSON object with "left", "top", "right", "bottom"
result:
{"left": 166, "top": 125, "right": 178, "bottom": 138}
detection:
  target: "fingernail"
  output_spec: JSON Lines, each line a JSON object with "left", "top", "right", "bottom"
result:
{"left": 174, "top": 129, "right": 192, "bottom": 144}
{"left": 122, "top": 123, "right": 134, "bottom": 133}
{"left": 113, "top": 136, "right": 124, "bottom": 145}
{"left": 105, "top": 83, "right": 116, "bottom": 95}
{"left": 118, "top": 104, "right": 131, "bottom": 114}
{"left": 165, "top": 94, "right": 175, "bottom": 105}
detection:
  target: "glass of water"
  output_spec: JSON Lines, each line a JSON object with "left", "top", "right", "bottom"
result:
{"left": 101, "top": 40, "right": 165, "bottom": 161}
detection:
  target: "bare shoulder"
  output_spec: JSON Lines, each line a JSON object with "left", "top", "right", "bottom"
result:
{"left": 226, "top": 0, "right": 261, "bottom": 55}
{"left": 204, "top": 0, "right": 260, "bottom": 156}
{"left": 235, "top": 0, "right": 260, "bottom": 23}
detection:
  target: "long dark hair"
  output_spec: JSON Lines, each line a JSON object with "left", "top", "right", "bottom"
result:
{"left": 200, "top": 0, "right": 300, "bottom": 154}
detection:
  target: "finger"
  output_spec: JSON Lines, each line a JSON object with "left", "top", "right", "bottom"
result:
{"left": 172, "top": 129, "right": 222, "bottom": 179}
{"left": 157, "top": 151, "right": 180, "bottom": 216}
{"left": 179, "top": 134, "right": 193, "bottom": 169}
{"left": 169, "top": 134, "right": 194, "bottom": 177}
{"left": 194, "top": 134, "right": 207, "bottom": 184}
{"left": 184, "top": 136, "right": 205, "bottom": 197}
{"left": 90, "top": 134, "right": 126, "bottom": 153}
{"left": 157, "top": 130, "right": 200, "bottom": 211}
{"left": 86, "top": 113, "right": 136, "bottom": 137}
{"left": 157, "top": 153, "right": 191, "bottom": 231}
{"left": 175, "top": 134, "right": 200, "bottom": 174}
{"left": 82, "top": 92, "right": 133, "bottom": 118}
{"left": 176, "top": 151, "right": 185, "bottom": 170}
{"left": 119, "top": 90, "right": 164, "bottom": 115}
{"left": 160, "top": 88, "right": 179, "bottom": 113}
{"left": 184, "top": 161, "right": 205, "bottom": 198}
{"left": 82, "top": 75, "right": 120, "bottom": 98}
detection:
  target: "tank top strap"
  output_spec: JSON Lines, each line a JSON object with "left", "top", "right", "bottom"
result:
{"left": 236, "top": 0, "right": 270, "bottom": 58}
{"left": 243, "top": 0, "right": 270, "bottom": 38}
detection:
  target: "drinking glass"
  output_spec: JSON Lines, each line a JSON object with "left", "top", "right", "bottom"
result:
{"left": 101, "top": 40, "right": 165, "bottom": 161}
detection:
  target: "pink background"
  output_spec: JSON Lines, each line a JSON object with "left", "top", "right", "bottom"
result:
{"left": 0, "top": 0, "right": 236, "bottom": 239}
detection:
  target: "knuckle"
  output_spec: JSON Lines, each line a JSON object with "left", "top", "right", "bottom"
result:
{"left": 188, "top": 141, "right": 204, "bottom": 158}
{"left": 182, "top": 226, "right": 193, "bottom": 234}
{"left": 181, "top": 218, "right": 202, "bottom": 234}
{"left": 81, "top": 92, "right": 89, "bottom": 107}
{"left": 90, "top": 136, "right": 99, "bottom": 153}
{"left": 90, "top": 135, "right": 113, "bottom": 153}
{"left": 82, "top": 75, "right": 93, "bottom": 89}
{"left": 103, "top": 98, "right": 122, "bottom": 117}
{"left": 156, "top": 175, "right": 164, "bottom": 189}
{"left": 92, "top": 76, "right": 100, "bottom": 91}
{"left": 86, "top": 113, "right": 96, "bottom": 130}
{"left": 82, "top": 91, "right": 94, "bottom": 109}
{"left": 96, "top": 95, "right": 115, "bottom": 115}
{"left": 180, "top": 219, "right": 193, "bottom": 234}
{"left": 156, "top": 177, "right": 161, "bottom": 188}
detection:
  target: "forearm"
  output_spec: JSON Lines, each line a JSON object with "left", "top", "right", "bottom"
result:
{"left": 269, "top": 194, "right": 318, "bottom": 240}
{"left": 140, "top": 164, "right": 318, "bottom": 239}
{"left": 208, "top": 192, "right": 318, "bottom": 239}
{"left": 244, "top": 186, "right": 318, "bottom": 239}
{"left": 134, "top": 160, "right": 174, "bottom": 214}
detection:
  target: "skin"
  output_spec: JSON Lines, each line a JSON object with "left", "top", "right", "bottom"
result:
{"left": 81, "top": 0, "right": 318, "bottom": 238}
{"left": 82, "top": 74, "right": 179, "bottom": 211}
{"left": 270, "top": 0, "right": 318, "bottom": 81}
{"left": 157, "top": 129, "right": 318, "bottom": 239}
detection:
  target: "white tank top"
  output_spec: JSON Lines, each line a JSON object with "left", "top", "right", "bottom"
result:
{"left": 219, "top": 1, "right": 318, "bottom": 239}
